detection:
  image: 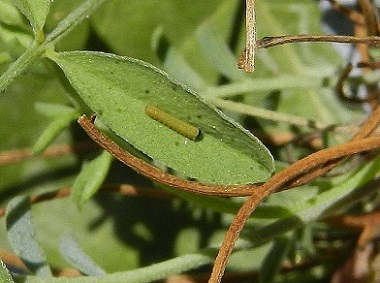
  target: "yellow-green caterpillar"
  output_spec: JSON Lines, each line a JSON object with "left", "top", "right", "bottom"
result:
{"left": 145, "top": 105, "right": 200, "bottom": 140}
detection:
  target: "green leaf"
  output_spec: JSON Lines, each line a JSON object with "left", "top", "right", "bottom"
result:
{"left": 34, "top": 102, "right": 78, "bottom": 117}
{"left": 72, "top": 150, "right": 113, "bottom": 207}
{"left": 0, "top": 258, "right": 14, "bottom": 283}
{"left": 13, "top": 253, "right": 212, "bottom": 283}
{"left": 151, "top": 27, "right": 209, "bottom": 91}
{"left": 0, "top": 0, "right": 108, "bottom": 94}
{"left": 44, "top": 0, "right": 91, "bottom": 51}
{"left": 90, "top": 0, "right": 226, "bottom": 65}
{"left": 59, "top": 234, "right": 106, "bottom": 276}
{"left": 5, "top": 196, "right": 52, "bottom": 277}
{"left": 44, "top": 0, "right": 107, "bottom": 46}
{"left": 12, "top": 0, "right": 51, "bottom": 35}
{"left": 32, "top": 109, "right": 79, "bottom": 154}
{"left": 49, "top": 51, "right": 274, "bottom": 185}
{"left": 0, "top": 1, "right": 28, "bottom": 28}
{"left": 259, "top": 236, "right": 291, "bottom": 283}
{"left": 0, "top": 68, "right": 79, "bottom": 197}
{"left": 196, "top": 23, "right": 246, "bottom": 81}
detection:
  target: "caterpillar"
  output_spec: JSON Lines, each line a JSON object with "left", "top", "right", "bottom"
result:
{"left": 145, "top": 105, "right": 201, "bottom": 140}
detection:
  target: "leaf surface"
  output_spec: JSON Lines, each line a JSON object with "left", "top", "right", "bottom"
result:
{"left": 12, "top": 0, "right": 51, "bottom": 33}
{"left": 0, "top": 258, "right": 14, "bottom": 283}
{"left": 59, "top": 234, "right": 106, "bottom": 276}
{"left": 72, "top": 150, "right": 113, "bottom": 207}
{"left": 5, "top": 196, "right": 52, "bottom": 277}
{"left": 51, "top": 51, "right": 274, "bottom": 185}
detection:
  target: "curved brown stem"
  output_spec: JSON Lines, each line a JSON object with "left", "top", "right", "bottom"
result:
{"left": 327, "top": 0, "right": 366, "bottom": 26}
{"left": 209, "top": 102, "right": 380, "bottom": 281}
{"left": 77, "top": 111, "right": 380, "bottom": 283}
{"left": 208, "top": 135, "right": 380, "bottom": 282}
{"left": 335, "top": 63, "right": 367, "bottom": 103}
{"left": 78, "top": 115, "right": 263, "bottom": 197}
{"left": 282, "top": 104, "right": 380, "bottom": 190}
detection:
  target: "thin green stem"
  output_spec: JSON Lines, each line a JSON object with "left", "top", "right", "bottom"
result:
{"left": 45, "top": 0, "right": 107, "bottom": 45}
{"left": 200, "top": 75, "right": 328, "bottom": 99}
{"left": 209, "top": 98, "right": 329, "bottom": 129}
{"left": 0, "top": 0, "right": 108, "bottom": 94}
{"left": 0, "top": 41, "right": 42, "bottom": 93}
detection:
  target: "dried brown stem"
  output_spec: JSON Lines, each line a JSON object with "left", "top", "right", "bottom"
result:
{"left": 354, "top": 0, "right": 380, "bottom": 110}
{"left": 284, "top": 104, "right": 380, "bottom": 190}
{"left": 335, "top": 63, "right": 370, "bottom": 103}
{"left": 239, "top": 0, "right": 256, "bottom": 72}
{"left": 208, "top": 100, "right": 380, "bottom": 281}
{"left": 208, "top": 135, "right": 380, "bottom": 282}
{"left": 353, "top": 104, "right": 380, "bottom": 140}
{"left": 0, "top": 142, "right": 98, "bottom": 166}
{"left": 358, "top": 61, "right": 380, "bottom": 69}
{"left": 359, "top": 0, "right": 380, "bottom": 36}
{"left": 76, "top": 110, "right": 380, "bottom": 283}
{"left": 327, "top": 0, "right": 366, "bottom": 26}
{"left": 354, "top": 16, "right": 372, "bottom": 74}
{"left": 104, "top": 184, "right": 172, "bottom": 199}
{"left": 0, "top": 184, "right": 172, "bottom": 218}
{"left": 77, "top": 115, "right": 263, "bottom": 197}
{"left": 326, "top": 208, "right": 380, "bottom": 247}
{"left": 256, "top": 35, "right": 380, "bottom": 49}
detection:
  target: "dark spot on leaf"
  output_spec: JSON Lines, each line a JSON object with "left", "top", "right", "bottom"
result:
{"left": 145, "top": 89, "right": 150, "bottom": 94}
{"left": 307, "top": 120, "right": 317, "bottom": 128}
{"left": 175, "top": 141, "right": 180, "bottom": 146}
{"left": 196, "top": 115, "right": 202, "bottom": 119}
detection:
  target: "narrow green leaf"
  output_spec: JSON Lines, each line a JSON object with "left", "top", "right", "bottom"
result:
{"left": 34, "top": 102, "right": 78, "bottom": 117}
{"left": 162, "top": 47, "right": 209, "bottom": 91}
{"left": 32, "top": 110, "right": 79, "bottom": 154}
{"left": 0, "top": 52, "right": 13, "bottom": 64}
{"left": 90, "top": 0, "right": 226, "bottom": 65}
{"left": 259, "top": 236, "right": 291, "bottom": 283}
{"left": 72, "top": 150, "right": 113, "bottom": 207}
{"left": 50, "top": 51, "right": 274, "bottom": 185}
{"left": 12, "top": 0, "right": 51, "bottom": 35}
{"left": 0, "top": 258, "right": 15, "bottom": 283}
{"left": 151, "top": 27, "right": 208, "bottom": 91}
{"left": 0, "top": 1, "right": 27, "bottom": 28}
{"left": 5, "top": 196, "right": 52, "bottom": 277}
{"left": 59, "top": 234, "right": 106, "bottom": 276}
{"left": 45, "top": 0, "right": 107, "bottom": 45}
{"left": 196, "top": 24, "right": 246, "bottom": 81}
{"left": 13, "top": 253, "right": 212, "bottom": 283}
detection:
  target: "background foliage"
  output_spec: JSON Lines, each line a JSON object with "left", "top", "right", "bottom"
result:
{"left": 0, "top": 0, "right": 379, "bottom": 282}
